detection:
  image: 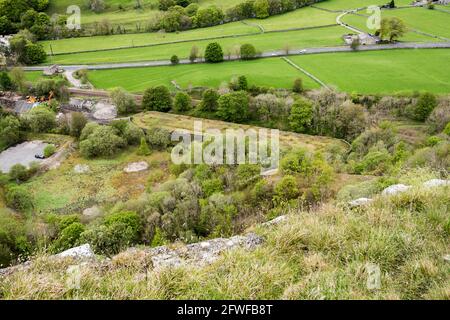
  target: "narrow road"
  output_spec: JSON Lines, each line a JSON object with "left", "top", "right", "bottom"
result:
{"left": 336, "top": 10, "right": 364, "bottom": 34}
{"left": 22, "top": 42, "right": 450, "bottom": 72}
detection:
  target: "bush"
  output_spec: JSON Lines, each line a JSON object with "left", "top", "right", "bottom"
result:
{"left": 142, "top": 85, "right": 173, "bottom": 112}
{"left": 23, "top": 42, "right": 46, "bottom": 65}
{"left": 0, "top": 72, "right": 13, "bottom": 91}
{"left": 147, "top": 127, "right": 171, "bottom": 150}
{"left": 289, "top": 98, "right": 313, "bottom": 133}
{"left": 26, "top": 107, "right": 56, "bottom": 133}
{"left": 110, "top": 87, "right": 137, "bottom": 115}
{"left": 9, "top": 164, "right": 29, "bottom": 182}
{"left": 240, "top": 43, "right": 256, "bottom": 60}
{"left": 5, "top": 185, "right": 33, "bottom": 211}
{"left": 104, "top": 211, "right": 142, "bottom": 240}
{"left": 51, "top": 222, "right": 85, "bottom": 253}
{"left": 273, "top": 175, "right": 299, "bottom": 203}
{"left": 0, "top": 115, "right": 22, "bottom": 151}
{"left": 69, "top": 112, "right": 87, "bottom": 138}
{"left": 199, "top": 88, "right": 219, "bottom": 112}
{"left": 201, "top": 178, "right": 223, "bottom": 197}
{"left": 173, "top": 92, "right": 191, "bottom": 112}
{"left": 80, "top": 223, "right": 136, "bottom": 256}
{"left": 170, "top": 55, "right": 179, "bottom": 65}
{"left": 43, "top": 144, "right": 56, "bottom": 158}
{"left": 204, "top": 42, "right": 223, "bottom": 63}
{"left": 79, "top": 125, "right": 125, "bottom": 158}
{"left": 253, "top": 0, "right": 269, "bottom": 19}
{"left": 412, "top": 92, "right": 437, "bottom": 121}
{"left": 137, "top": 136, "right": 151, "bottom": 156}
{"left": 444, "top": 122, "right": 450, "bottom": 136}
{"left": 217, "top": 91, "right": 249, "bottom": 122}
{"left": 293, "top": 78, "right": 303, "bottom": 93}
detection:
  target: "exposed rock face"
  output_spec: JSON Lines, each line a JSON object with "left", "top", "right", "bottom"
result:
{"left": 56, "top": 244, "right": 95, "bottom": 260}
{"left": 349, "top": 197, "right": 373, "bottom": 207}
{"left": 74, "top": 164, "right": 90, "bottom": 174}
{"left": 119, "top": 233, "right": 264, "bottom": 270}
{"left": 423, "top": 179, "right": 450, "bottom": 188}
{"left": 382, "top": 184, "right": 411, "bottom": 196}
{"left": 124, "top": 161, "right": 149, "bottom": 173}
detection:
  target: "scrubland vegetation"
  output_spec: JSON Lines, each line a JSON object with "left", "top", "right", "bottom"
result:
{"left": 0, "top": 0, "right": 449, "bottom": 300}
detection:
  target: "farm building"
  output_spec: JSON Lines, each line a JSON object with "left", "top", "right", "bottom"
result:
{"left": 343, "top": 33, "right": 380, "bottom": 45}
{"left": 43, "top": 65, "right": 63, "bottom": 76}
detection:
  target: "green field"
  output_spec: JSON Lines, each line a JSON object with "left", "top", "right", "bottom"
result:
{"left": 245, "top": 6, "right": 337, "bottom": 31}
{"left": 87, "top": 58, "right": 320, "bottom": 92}
{"left": 45, "top": 26, "right": 348, "bottom": 65}
{"left": 342, "top": 7, "right": 450, "bottom": 41}
{"left": 315, "top": 0, "right": 412, "bottom": 10}
{"left": 87, "top": 48, "right": 450, "bottom": 94}
{"left": 290, "top": 48, "right": 450, "bottom": 94}
{"left": 41, "top": 22, "right": 260, "bottom": 54}
{"left": 47, "top": 0, "right": 254, "bottom": 30}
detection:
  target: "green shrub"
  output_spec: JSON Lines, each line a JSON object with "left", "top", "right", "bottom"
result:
{"left": 5, "top": 185, "right": 33, "bottom": 211}
{"left": 292, "top": 78, "right": 303, "bottom": 93}
{"left": 199, "top": 88, "right": 219, "bottom": 112}
{"left": 204, "top": 42, "right": 223, "bottom": 63}
{"left": 216, "top": 91, "right": 249, "bottom": 122}
{"left": 147, "top": 127, "right": 171, "bottom": 150}
{"left": 79, "top": 125, "right": 125, "bottom": 158}
{"left": 51, "top": 222, "right": 85, "bottom": 253}
{"left": 104, "top": 211, "right": 142, "bottom": 240}
{"left": 8, "top": 164, "right": 29, "bottom": 182}
{"left": 43, "top": 144, "right": 56, "bottom": 158}
{"left": 174, "top": 92, "right": 192, "bottom": 112}
{"left": 280, "top": 149, "right": 312, "bottom": 176}
{"left": 170, "top": 55, "right": 179, "bottom": 65}
{"left": 289, "top": 98, "right": 313, "bottom": 133}
{"left": 0, "top": 115, "right": 22, "bottom": 151}
{"left": 443, "top": 122, "right": 450, "bottom": 136}
{"left": 412, "top": 92, "right": 437, "bottom": 121}
{"left": 142, "top": 85, "right": 173, "bottom": 112}
{"left": 201, "top": 178, "right": 223, "bottom": 197}
{"left": 137, "top": 136, "right": 151, "bottom": 156}
{"left": 26, "top": 107, "right": 56, "bottom": 133}
{"left": 273, "top": 175, "right": 299, "bottom": 203}
{"left": 0, "top": 71, "right": 13, "bottom": 91}
{"left": 240, "top": 43, "right": 257, "bottom": 60}
{"left": 69, "top": 112, "right": 87, "bottom": 137}
{"left": 80, "top": 223, "right": 136, "bottom": 256}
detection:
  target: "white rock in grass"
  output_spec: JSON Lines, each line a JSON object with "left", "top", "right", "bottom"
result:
{"left": 74, "top": 164, "right": 90, "bottom": 174}
{"left": 82, "top": 205, "right": 102, "bottom": 217}
{"left": 124, "top": 161, "right": 149, "bottom": 173}
{"left": 56, "top": 244, "right": 95, "bottom": 259}
{"left": 262, "top": 215, "right": 288, "bottom": 226}
{"left": 423, "top": 179, "right": 450, "bottom": 188}
{"left": 382, "top": 184, "right": 411, "bottom": 196}
{"left": 349, "top": 197, "right": 373, "bottom": 207}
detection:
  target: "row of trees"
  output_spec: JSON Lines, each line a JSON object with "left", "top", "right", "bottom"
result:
{"left": 149, "top": 0, "right": 320, "bottom": 33}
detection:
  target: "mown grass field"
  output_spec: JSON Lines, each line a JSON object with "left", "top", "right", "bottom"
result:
{"left": 41, "top": 22, "right": 260, "bottom": 54}
{"left": 245, "top": 6, "right": 337, "bottom": 30}
{"left": 87, "top": 57, "right": 320, "bottom": 92}
{"left": 341, "top": 13, "right": 438, "bottom": 43}
{"left": 47, "top": 0, "right": 253, "bottom": 30}
{"left": 290, "top": 48, "right": 450, "bottom": 94}
{"left": 315, "top": 0, "right": 412, "bottom": 10}
{"left": 46, "top": 26, "right": 347, "bottom": 65}
{"left": 342, "top": 7, "right": 450, "bottom": 40}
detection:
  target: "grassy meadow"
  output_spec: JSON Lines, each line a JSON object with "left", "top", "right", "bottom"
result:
{"left": 87, "top": 57, "right": 320, "bottom": 92}
{"left": 289, "top": 48, "right": 450, "bottom": 94}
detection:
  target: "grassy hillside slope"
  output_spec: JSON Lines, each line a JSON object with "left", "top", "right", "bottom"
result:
{"left": 1, "top": 174, "right": 448, "bottom": 299}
